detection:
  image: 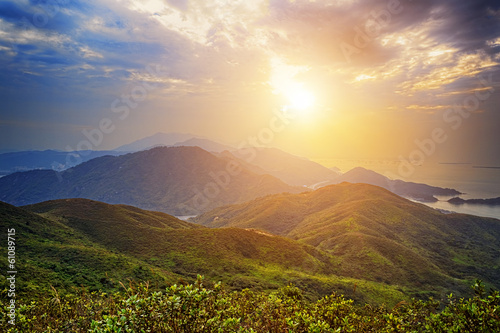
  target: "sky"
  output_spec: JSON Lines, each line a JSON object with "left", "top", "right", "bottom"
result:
{"left": 1, "top": 0, "right": 500, "bottom": 165}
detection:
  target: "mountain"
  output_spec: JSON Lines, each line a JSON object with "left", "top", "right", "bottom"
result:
{"left": 0, "top": 146, "right": 302, "bottom": 215}
{"left": 218, "top": 148, "right": 339, "bottom": 187}
{"left": 114, "top": 132, "right": 197, "bottom": 151}
{"left": 24, "top": 198, "right": 201, "bottom": 251}
{"left": 193, "top": 182, "right": 500, "bottom": 297}
{"left": 0, "top": 135, "right": 232, "bottom": 175}
{"left": 448, "top": 196, "right": 500, "bottom": 206}
{"left": 0, "top": 148, "right": 18, "bottom": 154}
{"left": 173, "top": 138, "right": 235, "bottom": 152}
{"left": 0, "top": 200, "right": 175, "bottom": 296}
{"left": 1, "top": 199, "right": 407, "bottom": 304}
{"left": 0, "top": 149, "right": 125, "bottom": 175}
{"left": 22, "top": 199, "right": 332, "bottom": 276}
{"left": 322, "top": 167, "right": 460, "bottom": 202}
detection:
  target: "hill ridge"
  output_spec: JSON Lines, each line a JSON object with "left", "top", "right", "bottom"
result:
{"left": 193, "top": 182, "right": 500, "bottom": 295}
{"left": 0, "top": 146, "right": 302, "bottom": 215}
{"left": 2, "top": 199, "right": 411, "bottom": 305}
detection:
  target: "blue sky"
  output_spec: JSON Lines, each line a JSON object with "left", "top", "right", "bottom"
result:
{"left": 0, "top": 0, "right": 499, "bottom": 164}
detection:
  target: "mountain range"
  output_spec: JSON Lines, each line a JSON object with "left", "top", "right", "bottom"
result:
{"left": 0, "top": 141, "right": 498, "bottom": 307}
{"left": 0, "top": 146, "right": 302, "bottom": 215}
{"left": 0, "top": 144, "right": 471, "bottom": 218}
{"left": 113, "top": 132, "right": 199, "bottom": 151}
{"left": 193, "top": 183, "right": 500, "bottom": 296}
{"left": 448, "top": 196, "right": 500, "bottom": 206}
{"left": 0, "top": 133, "right": 232, "bottom": 175}
{"left": 217, "top": 147, "right": 340, "bottom": 187}
{"left": 2, "top": 132, "right": 498, "bottom": 308}
{"left": 0, "top": 133, "right": 463, "bottom": 207}
{"left": 2, "top": 182, "right": 498, "bottom": 305}
{"left": 0, "top": 198, "right": 408, "bottom": 305}
{"left": 323, "top": 167, "right": 461, "bottom": 202}
{"left": 0, "top": 149, "right": 125, "bottom": 175}
{"left": 0, "top": 133, "right": 338, "bottom": 188}
{"left": 174, "top": 137, "right": 235, "bottom": 152}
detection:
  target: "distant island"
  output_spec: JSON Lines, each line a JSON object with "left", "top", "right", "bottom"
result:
{"left": 317, "top": 167, "right": 462, "bottom": 203}
{"left": 448, "top": 197, "right": 500, "bottom": 206}
{"left": 472, "top": 166, "right": 500, "bottom": 169}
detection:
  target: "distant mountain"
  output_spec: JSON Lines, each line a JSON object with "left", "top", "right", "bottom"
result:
{"left": 0, "top": 149, "right": 125, "bottom": 175}
{"left": 448, "top": 196, "right": 500, "bottom": 206}
{"left": 219, "top": 148, "right": 339, "bottom": 187}
{"left": 0, "top": 148, "right": 19, "bottom": 154}
{"left": 322, "top": 167, "right": 460, "bottom": 202}
{"left": 330, "top": 166, "right": 342, "bottom": 173}
{"left": 114, "top": 132, "right": 197, "bottom": 151}
{"left": 1, "top": 199, "right": 408, "bottom": 304}
{"left": 173, "top": 138, "right": 235, "bottom": 152}
{"left": 0, "top": 146, "right": 302, "bottom": 215}
{"left": 193, "top": 182, "right": 500, "bottom": 297}
{"left": 0, "top": 135, "right": 232, "bottom": 175}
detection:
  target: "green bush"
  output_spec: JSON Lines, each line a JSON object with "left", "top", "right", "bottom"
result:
{"left": 1, "top": 278, "right": 498, "bottom": 332}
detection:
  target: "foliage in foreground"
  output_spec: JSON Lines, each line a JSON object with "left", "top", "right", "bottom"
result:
{"left": 1, "top": 277, "right": 499, "bottom": 332}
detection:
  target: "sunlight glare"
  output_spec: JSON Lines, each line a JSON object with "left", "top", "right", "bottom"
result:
{"left": 287, "top": 88, "right": 316, "bottom": 111}
{"left": 270, "top": 57, "right": 316, "bottom": 114}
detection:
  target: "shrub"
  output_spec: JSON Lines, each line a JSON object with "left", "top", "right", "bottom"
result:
{"left": 1, "top": 278, "right": 498, "bottom": 332}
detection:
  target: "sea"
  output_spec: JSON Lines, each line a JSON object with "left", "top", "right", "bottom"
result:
{"left": 315, "top": 159, "right": 500, "bottom": 220}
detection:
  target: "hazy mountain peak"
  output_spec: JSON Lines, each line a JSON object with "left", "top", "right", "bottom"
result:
{"left": 227, "top": 147, "right": 339, "bottom": 187}
{"left": 343, "top": 166, "right": 389, "bottom": 179}
{"left": 320, "top": 167, "right": 460, "bottom": 202}
{"left": 114, "top": 132, "right": 199, "bottom": 152}
{"left": 173, "top": 137, "right": 235, "bottom": 152}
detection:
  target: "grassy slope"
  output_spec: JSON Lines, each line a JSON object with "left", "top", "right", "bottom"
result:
{"left": 1, "top": 199, "right": 407, "bottom": 305}
{"left": 0, "top": 201, "right": 172, "bottom": 297}
{"left": 193, "top": 183, "right": 500, "bottom": 298}
{"left": 23, "top": 199, "right": 201, "bottom": 254}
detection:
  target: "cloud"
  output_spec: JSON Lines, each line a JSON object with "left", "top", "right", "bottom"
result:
{"left": 0, "top": 0, "right": 499, "bottom": 163}
{"left": 0, "top": 1, "right": 32, "bottom": 23}
{"left": 1, "top": 0, "right": 498, "bottom": 102}
{"left": 429, "top": 0, "right": 500, "bottom": 55}
{"left": 166, "top": 0, "right": 188, "bottom": 12}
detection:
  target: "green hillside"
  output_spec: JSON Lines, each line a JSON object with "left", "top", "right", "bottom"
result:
{"left": 1, "top": 200, "right": 408, "bottom": 306}
{"left": 23, "top": 199, "right": 201, "bottom": 254}
{"left": 0, "top": 200, "right": 173, "bottom": 296}
{"left": 193, "top": 183, "right": 500, "bottom": 297}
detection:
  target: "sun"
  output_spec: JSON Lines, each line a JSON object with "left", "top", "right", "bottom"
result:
{"left": 269, "top": 57, "right": 316, "bottom": 115}
{"left": 287, "top": 89, "right": 316, "bottom": 111}
{"left": 281, "top": 84, "right": 317, "bottom": 116}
